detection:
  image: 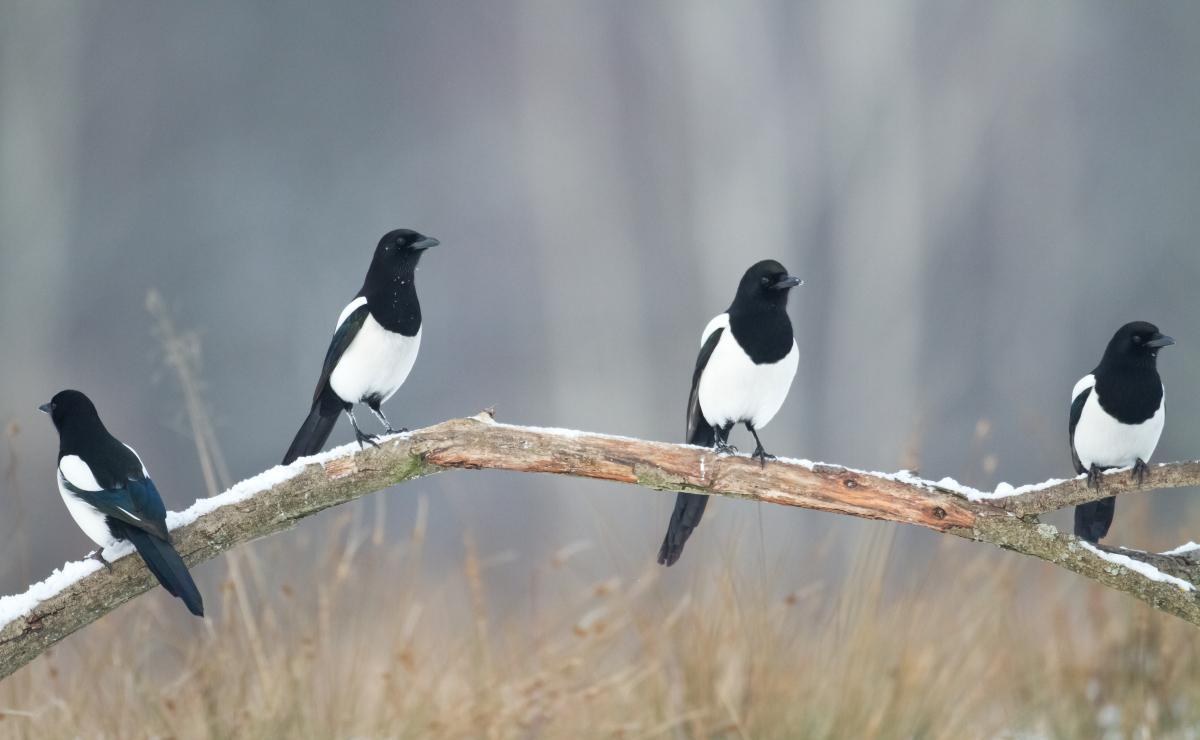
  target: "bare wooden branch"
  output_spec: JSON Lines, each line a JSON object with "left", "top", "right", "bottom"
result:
{"left": 1, "top": 412, "right": 1198, "bottom": 681}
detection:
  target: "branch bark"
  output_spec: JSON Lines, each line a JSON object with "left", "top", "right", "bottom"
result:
{"left": 999, "top": 461, "right": 1200, "bottom": 515}
{"left": 1, "top": 411, "right": 1198, "bottom": 681}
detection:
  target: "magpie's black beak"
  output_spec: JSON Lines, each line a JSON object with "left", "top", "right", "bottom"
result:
{"left": 1146, "top": 334, "right": 1175, "bottom": 349}
{"left": 770, "top": 275, "right": 803, "bottom": 291}
{"left": 412, "top": 237, "right": 440, "bottom": 251}
{"left": 38, "top": 403, "right": 51, "bottom": 414}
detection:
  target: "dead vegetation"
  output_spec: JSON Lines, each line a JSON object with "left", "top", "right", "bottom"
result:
{"left": 3, "top": 509, "right": 1200, "bottom": 738}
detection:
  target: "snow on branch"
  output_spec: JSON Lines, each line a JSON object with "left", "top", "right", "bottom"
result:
{"left": 1, "top": 411, "right": 1199, "bottom": 681}
{"left": 997, "top": 461, "right": 1200, "bottom": 515}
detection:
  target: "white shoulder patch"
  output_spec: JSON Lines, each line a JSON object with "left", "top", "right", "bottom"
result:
{"left": 335, "top": 296, "right": 368, "bottom": 332}
{"left": 700, "top": 313, "right": 730, "bottom": 348}
{"left": 115, "top": 506, "right": 142, "bottom": 522}
{"left": 124, "top": 444, "right": 150, "bottom": 477}
{"left": 59, "top": 455, "right": 104, "bottom": 492}
{"left": 1071, "top": 374, "right": 1096, "bottom": 402}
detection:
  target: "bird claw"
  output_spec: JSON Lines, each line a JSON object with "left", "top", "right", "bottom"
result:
{"left": 751, "top": 446, "right": 776, "bottom": 468}
{"left": 90, "top": 549, "right": 113, "bottom": 572}
{"left": 355, "top": 431, "right": 380, "bottom": 449}
{"left": 1086, "top": 464, "right": 1104, "bottom": 489}
{"left": 1132, "top": 459, "right": 1150, "bottom": 486}
{"left": 713, "top": 441, "right": 738, "bottom": 456}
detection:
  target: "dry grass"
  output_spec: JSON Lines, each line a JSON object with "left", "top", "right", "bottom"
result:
{"left": 3, "top": 511, "right": 1200, "bottom": 739}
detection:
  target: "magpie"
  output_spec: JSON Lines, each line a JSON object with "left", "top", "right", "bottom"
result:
{"left": 283, "top": 228, "right": 439, "bottom": 464}
{"left": 1070, "top": 321, "right": 1174, "bottom": 543}
{"left": 657, "top": 260, "right": 802, "bottom": 566}
{"left": 40, "top": 390, "right": 204, "bottom": 616}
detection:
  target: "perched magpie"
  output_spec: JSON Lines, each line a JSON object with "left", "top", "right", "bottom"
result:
{"left": 40, "top": 390, "right": 204, "bottom": 616}
{"left": 283, "top": 229, "right": 439, "bottom": 464}
{"left": 1070, "top": 321, "right": 1174, "bottom": 543}
{"left": 657, "top": 260, "right": 802, "bottom": 566}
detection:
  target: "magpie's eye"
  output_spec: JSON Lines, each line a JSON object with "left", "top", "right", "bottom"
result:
{"left": 760, "top": 276, "right": 771, "bottom": 286}
{"left": 1133, "top": 335, "right": 1144, "bottom": 344}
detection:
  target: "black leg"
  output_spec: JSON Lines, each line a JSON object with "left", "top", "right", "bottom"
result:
{"left": 346, "top": 408, "right": 379, "bottom": 449}
{"left": 367, "top": 402, "right": 404, "bottom": 435}
{"left": 90, "top": 549, "right": 113, "bottom": 572}
{"left": 1086, "top": 464, "right": 1105, "bottom": 489}
{"left": 1133, "top": 458, "right": 1150, "bottom": 486}
{"left": 746, "top": 423, "right": 775, "bottom": 468}
{"left": 712, "top": 424, "right": 737, "bottom": 455}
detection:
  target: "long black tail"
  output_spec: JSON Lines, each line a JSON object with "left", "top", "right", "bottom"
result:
{"left": 658, "top": 493, "right": 709, "bottom": 566}
{"left": 1074, "top": 496, "right": 1116, "bottom": 543}
{"left": 124, "top": 528, "right": 204, "bottom": 617}
{"left": 283, "top": 387, "right": 341, "bottom": 464}
{"left": 657, "top": 423, "right": 717, "bottom": 567}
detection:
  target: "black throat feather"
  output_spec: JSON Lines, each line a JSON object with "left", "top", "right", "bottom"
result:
{"left": 727, "top": 305, "right": 794, "bottom": 365}
{"left": 360, "top": 264, "right": 422, "bottom": 336}
{"left": 1093, "top": 354, "right": 1163, "bottom": 425}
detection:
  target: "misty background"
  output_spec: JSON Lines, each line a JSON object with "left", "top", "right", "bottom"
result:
{"left": 2, "top": 2, "right": 1200, "bottom": 612}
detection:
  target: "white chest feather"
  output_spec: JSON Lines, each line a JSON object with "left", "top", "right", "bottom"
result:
{"left": 1073, "top": 379, "right": 1164, "bottom": 469}
{"left": 57, "top": 456, "right": 115, "bottom": 548}
{"left": 697, "top": 320, "right": 798, "bottom": 429}
{"left": 329, "top": 315, "right": 421, "bottom": 404}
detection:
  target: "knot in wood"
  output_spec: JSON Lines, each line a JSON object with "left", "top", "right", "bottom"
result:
{"left": 843, "top": 478, "right": 858, "bottom": 489}
{"left": 932, "top": 506, "right": 947, "bottom": 520}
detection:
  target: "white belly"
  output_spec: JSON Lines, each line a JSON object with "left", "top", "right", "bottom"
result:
{"left": 698, "top": 335, "right": 798, "bottom": 429}
{"left": 329, "top": 317, "right": 421, "bottom": 404}
{"left": 1074, "top": 388, "right": 1164, "bottom": 469}
{"left": 58, "top": 474, "right": 116, "bottom": 548}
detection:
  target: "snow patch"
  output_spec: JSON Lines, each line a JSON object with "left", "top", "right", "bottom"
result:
{"left": 763, "top": 454, "right": 816, "bottom": 471}
{"left": 940, "top": 475, "right": 1078, "bottom": 502}
{"left": 0, "top": 560, "right": 101, "bottom": 629}
{"left": 482, "top": 418, "right": 646, "bottom": 445}
{"left": 1161, "top": 541, "right": 1200, "bottom": 557}
{"left": 1080, "top": 542, "right": 1195, "bottom": 591}
{"left": 997, "top": 476, "right": 1075, "bottom": 497}
{"left": 931, "top": 476, "right": 987, "bottom": 499}
{"left": 167, "top": 437, "right": 387, "bottom": 529}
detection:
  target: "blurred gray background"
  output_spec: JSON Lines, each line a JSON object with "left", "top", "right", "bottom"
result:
{"left": 2, "top": 2, "right": 1199, "bottom": 605}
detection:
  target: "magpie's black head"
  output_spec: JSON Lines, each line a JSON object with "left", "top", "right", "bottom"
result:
{"left": 733, "top": 260, "right": 803, "bottom": 310}
{"left": 1103, "top": 321, "right": 1175, "bottom": 365}
{"left": 375, "top": 229, "right": 439, "bottom": 263}
{"left": 39, "top": 389, "right": 103, "bottom": 433}
{"left": 364, "top": 229, "right": 440, "bottom": 290}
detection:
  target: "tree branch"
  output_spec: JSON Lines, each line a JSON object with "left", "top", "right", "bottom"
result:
{"left": 1, "top": 411, "right": 1198, "bottom": 681}
{"left": 998, "top": 461, "right": 1200, "bottom": 516}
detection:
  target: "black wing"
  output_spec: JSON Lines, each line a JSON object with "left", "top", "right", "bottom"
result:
{"left": 1069, "top": 386, "right": 1091, "bottom": 475}
{"left": 312, "top": 303, "right": 370, "bottom": 405}
{"left": 686, "top": 327, "right": 724, "bottom": 445}
{"left": 63, "top": 476, "right": 171, "bottom": 542}
{"left": 658, "top": 324, "right": 725, "bottom": 566}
